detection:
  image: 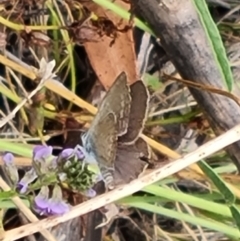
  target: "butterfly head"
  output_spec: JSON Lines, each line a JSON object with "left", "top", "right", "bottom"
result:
{"left": 80, "top": 131, "right": 97, "bottom": 165}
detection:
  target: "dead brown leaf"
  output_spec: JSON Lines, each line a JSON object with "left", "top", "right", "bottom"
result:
{"left": 83, "top": 0, "right": 138, "bottom": 89}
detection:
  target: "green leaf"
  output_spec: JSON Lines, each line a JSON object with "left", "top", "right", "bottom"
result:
{"left": 143, "top": 73, "right": 162, "bottom": 90}
{"left": 230, "top": 205, "right": 240, "bottom": 233}
{"left": 192, "top": 0, "right": 233, "bottom": 91}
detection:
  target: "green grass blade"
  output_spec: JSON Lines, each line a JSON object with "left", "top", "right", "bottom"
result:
{"left": 0, "top": 141, "right": 34, "bottom": 158}
{"left": 192, "top": 0, "right": 233, "bottom": 91}
{"left": 125, "top": 202, "right": 240, "bottom": 238}
{"left": 230, "top": 205, "right": 240, "bottom": 233}
{"left": 141, "top": 185, "right": 232, "bottom": 218}
{"left": 198, "top": 160, "right": 235, "bottom": 204}
{"left": 93, "top": 0, "right": 154, "bottom": 35}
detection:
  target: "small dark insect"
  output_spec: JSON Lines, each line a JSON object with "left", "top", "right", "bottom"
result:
{"left": 63, "top": 7, "right": 133, "bottom": 47}
{"left": 91, "top": 16, "right": 132, "bottom": 47}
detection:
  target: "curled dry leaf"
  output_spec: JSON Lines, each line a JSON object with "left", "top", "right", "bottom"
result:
{"left": 83, "top": 0, "right": 138, "bottom": 89}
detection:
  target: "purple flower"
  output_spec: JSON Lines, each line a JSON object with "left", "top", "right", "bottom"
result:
{"left": 60, "top": 148, "right": 75, "bottom": 159}
{"left": 18, "top": 168, "right": 37, "bottom": 193}
{"left": 34, "top": 185, "right": 69, "bottom": 216}
{"left": 33, "top": 145, "right": 53, "bottom": 162}
{"left": 48, "top": 185, "right": 69, "bottom": 215}
{"left": 59, "top": 148, "right": 84, "bottom": 161}
{"left": 32, "top": 145, "right": 54, "bottom": 175}
{"left": 3, "top": 153, "right": 14, "bottom": 164}
{"left": 83, "top": 188, "right": 96, "bottom": 198}
{"left": 18, "top": 182, "right": 28, "bottom": 194}
{"left": 2, "top": 153, "right": 19, "bottom": 187}
{"left": 48, "top": 199, "right": 69, "bottom": 215}
{"left": 34, "top": 186, "right": 50, "bottom": 214}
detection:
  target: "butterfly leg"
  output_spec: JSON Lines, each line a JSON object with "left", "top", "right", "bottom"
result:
{"left": 99, "top": 165, "right": 115, "bottom": 190}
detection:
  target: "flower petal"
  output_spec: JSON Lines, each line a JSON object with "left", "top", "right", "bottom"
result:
{"left": 60, "top": 149, "right": 75, "bottom": 159}
{"left": 48, "top": 200, "right": 70, "bottom": 215}
{"left": 34, "top": 186, "right": 50, "bottom": 209}
{"left": 3, "top": 153, "right": 19, "bottom": 186}
{"left": 18, "top": 168, "right": 37, "bottom": 193}
{"left": 33, "top": 145, "right": 53, "bottom": 162}
{"left": 18, "top": 183, "right": 28, "bottom": 194}
{"left": 3, "top": 153, "right": 14, "bottom": 164}
{"left": 47, "top": 185, "right": 69, "bottom": 215}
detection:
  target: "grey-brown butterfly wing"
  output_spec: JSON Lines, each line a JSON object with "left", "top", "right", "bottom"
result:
{"left": 113, "top": 142, "right": 148, "bottom": 185}
{"left": 118, "top": 80, "right": 149, "bottom": 144}
{"left": 84, "top": 112, "right": 118, "bottom": 189}
{"left": 98, "top": 72, "right": 131, "bottom": 136}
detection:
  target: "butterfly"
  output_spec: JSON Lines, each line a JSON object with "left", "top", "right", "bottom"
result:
{"left": 80, "top": 72, "right": 149, "bottom": 189}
